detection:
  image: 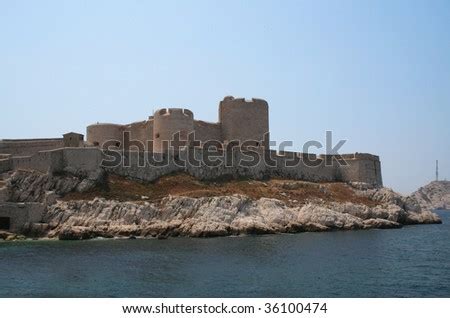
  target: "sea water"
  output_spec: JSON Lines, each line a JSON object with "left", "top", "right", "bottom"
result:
{"left": 0, "top": 211, "right": 449, "bottom": 297}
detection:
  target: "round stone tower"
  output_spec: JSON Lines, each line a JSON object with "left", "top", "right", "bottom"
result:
{"left": 219, "top": 96, "right": 269, "bottom": 148}
{"left": 153, "top": 108, "right": 194, "bottom": 153}
{"left": 86, "top": 123, "right": 124, "bottom": 149}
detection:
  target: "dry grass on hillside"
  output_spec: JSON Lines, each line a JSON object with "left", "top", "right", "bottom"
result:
{"left": 63, "top": 173, "right": 378, "bottom": 207}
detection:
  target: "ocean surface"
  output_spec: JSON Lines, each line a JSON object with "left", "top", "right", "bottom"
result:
{"left": 0, "top": 211, "right": 449, "bottom": 298}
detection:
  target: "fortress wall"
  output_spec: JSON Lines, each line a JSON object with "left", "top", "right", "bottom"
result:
{"left": 219, "top": 96, "right": 269, "bottom": 148}
{"left": 8, "top": 148, "right": 102, "bottom": 175}
{"left": 356, "top": 158, "right": 382, "bottom": 186}
{"left": 374, "top": 160, "right": 382, "bottom": 186}
{"left": 340, "top": 153, "right": 380, "bottom": 161}
{"left": 86, "top": 124, "right": 124, "bottom": 149}
{"left": 268, "top": 153, "right": 338, "bottom": 182}
{"left": 106, "top": 150, "right": 268, "bottom": 182}
{"left": 338, "top": 156, "right": 382, "bottom": 186}
{"left": 3, "top": 147, "right": 382, "bottom": 187}
{"left": 0, "top": 202, "right": 44, "bottom": 231}
{"left": 106, "top": 151, "right": 183, "bottom": 182}
{"left": 0, "top": 139, "right": 64, "bottom": 156}
{"left": 193, "top": 120, "right": 222, "bottom": 144}
{"left": 62, "top": 148, "right": 103, "bottom": 172}
{"left": 337, "top": 160, "right": 359, "bottom": 183}
{"left": 10, "top": 149, "right": 64, "bottom": 173}
{"left": 9, "top": 148, "right": 103, "bottom": 174}
{"left": 106, "top": 149, "right": 336, "bottom": 183}
{"left": 0, "top": 158, "right": 11, "bottom": 173}
{"left": 123, "top": 120, "right": 154, "bottom": 151}
{"left": 147, "top": 120, "right": 154, "bottom": 151}
{"left": 185, "top": 149, "right": 268, "bottom": 180}
{"left": 10, "top": 156, "right": 33, "bottom": 171}
{"left": 153, "top": 109, "right": 194, "bottom": 153}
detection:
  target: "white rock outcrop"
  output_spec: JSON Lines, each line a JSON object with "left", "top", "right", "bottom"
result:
{"left": 38, "top": 191, "right": 440, "bottom": 240}
{"left": 412, "top": 181, "right": 450, "bottom": 210}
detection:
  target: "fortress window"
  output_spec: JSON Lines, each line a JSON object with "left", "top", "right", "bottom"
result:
{"left": 155, "top": 133, "right": 160, "bottom": 138}
{"left": 115, "top": 142, "right": 120, "bottom": 147}
{"left": 256, "top": 142, "right": 260, "bottom": 146}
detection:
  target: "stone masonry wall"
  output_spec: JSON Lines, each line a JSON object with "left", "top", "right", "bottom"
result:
{"left": 124, "top": 119, "right": 154, "bottom": 151}
{"left": 86, "top": 123, "right": 124, "bottom": 149}
{"left": 193, "top": 120, "right": 222, "bottom": 145}
{"left": 7, "top": 148, "right": 102, "bottom": 174}
{"left": 219, "top": 96, "right": 269, "bottom": 148}
{"left": 153, "top": 109, "right": 194, "bottom": 153}
{"left": 63, "top": 148, "right": 104, "bottom": 173}
{"left": 10, "top": 149, "right": 64, "bottom": 173}
{"left": 337, "top": 154, "right": 382, "bottom": 186}
{"left": 11, "top": 149, "right": 63, "bottom": 173}
{"left": 0, "top": 158, "right": 11, "bottom": 173}
{"left": 3, "top": 148, "right": 382, "bottom": 187}
{"left": 105, "top": 149, "right": 379, "bottom": 185}
{"left": 0, "top": 139, "right": 64, "bottom": 156}
{"left": 0, "top": 202, "right": 44, "bottom": 231}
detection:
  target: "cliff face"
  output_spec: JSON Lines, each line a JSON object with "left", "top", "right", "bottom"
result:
{"left": 0, "top": 170, "right": 442, "bottom": 240}
{"left": 412, "top": 181, "right": 450, "bottom": 211}
{"left": 41, "top": 192, "right": 440, "bottom": 240}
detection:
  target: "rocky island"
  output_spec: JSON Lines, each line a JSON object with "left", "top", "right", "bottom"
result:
{"left": 0, "top": 96, "right": 442, "bottom": 240}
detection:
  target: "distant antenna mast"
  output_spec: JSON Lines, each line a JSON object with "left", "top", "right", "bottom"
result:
{"left": 436, "top": 160, "right": 439, "bottom": 181}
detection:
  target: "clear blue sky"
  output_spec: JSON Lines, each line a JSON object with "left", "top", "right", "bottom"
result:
{"left": 1, "top": 0, "right": 449, "bottom": 194}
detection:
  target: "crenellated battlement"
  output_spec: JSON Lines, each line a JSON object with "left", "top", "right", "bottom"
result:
{"left": 155, "top": 108, "right": 194, "bottom": 118}
{"left": 220, "top": 96, "right": 269, "bottom": 107}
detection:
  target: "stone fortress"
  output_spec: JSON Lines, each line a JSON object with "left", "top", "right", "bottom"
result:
{"left": 0, "top": 95, "right": 383, "bottom": 187}
{"left": 0, "top": 95, "right": 384, "bottom": 232}
{"left": 86, "top": 96, "right": 270, "bottom": 152}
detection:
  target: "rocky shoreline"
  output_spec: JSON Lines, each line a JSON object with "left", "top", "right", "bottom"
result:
{"left": 45, "top": 195, "right": 440, "bottom": 240}
{"left": 0, "top": 170, "right": 442, "bottom": 241}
